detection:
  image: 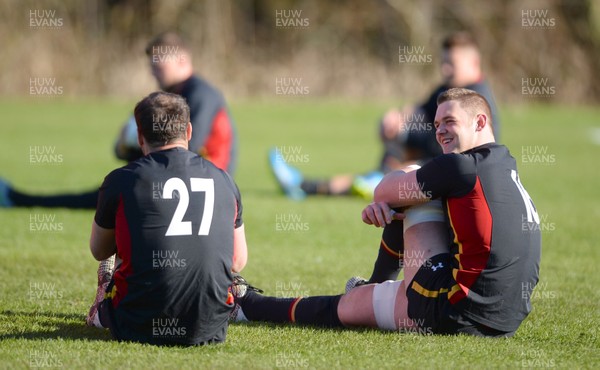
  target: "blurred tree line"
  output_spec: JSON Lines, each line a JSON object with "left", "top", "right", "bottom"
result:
{"left": 0, "top": 0, "right": 598, "bottom": 103}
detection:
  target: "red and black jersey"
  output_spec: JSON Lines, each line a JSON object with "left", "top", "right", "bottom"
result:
{"left": 416, "top": 143, "right": 541, "bottom": 332}
{"left": 120, "top": 76, "right": 238, "bottom": 174}
{"left": 95, "top": 147, "right": 243, "bottom": 345}
{"left": 169, "top": 75, "right": 238, "bottom": 174}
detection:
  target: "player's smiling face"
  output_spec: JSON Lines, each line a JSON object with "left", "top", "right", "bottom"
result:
{"left": 434, "top": 101, "right": 477, "bottom": 154}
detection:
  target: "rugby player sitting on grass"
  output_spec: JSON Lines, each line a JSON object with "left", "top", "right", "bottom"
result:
{"left": 86, "top": 92, "right": 247, "bottom": 346}
{"left": 231, "top": 88, "right": 540, "bottom": 337}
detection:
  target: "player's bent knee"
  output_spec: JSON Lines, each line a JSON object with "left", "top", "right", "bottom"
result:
{"left": 403, "top": 199, "right": 444, "bottom": 233}
{"left": 338, "top": 285, "right": 376, "bottom": 327}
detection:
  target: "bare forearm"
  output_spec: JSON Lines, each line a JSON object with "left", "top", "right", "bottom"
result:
{"left": 90, "top": 221, "right": 117, "bottom": 261}
{"left": 232, "top": 225, "right": 248, "bottom": 273}
{"left": 374, "top": 168, "right": 427, "bottom": 208}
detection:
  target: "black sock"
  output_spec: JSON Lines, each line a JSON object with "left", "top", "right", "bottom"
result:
{"left": 240, "top": 291, "right": 343, "bottom": 327}
{"left": 8, "top": 188, "right": 98, "bottom": 209}
{"left": 300, "top": 179, "right": 328, "bottom": 195}
{"left": 368, "top": 218, "right": 404, "bottom": 283}
{"left": 300, "top": 180, "right": 350, "bottom": 196}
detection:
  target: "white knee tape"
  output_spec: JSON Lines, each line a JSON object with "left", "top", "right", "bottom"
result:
{"left": 372, "top": 280, "right": 403, "bottom": 331}
{"left": 403, "top": 199, "right": 444, "bottom": 233}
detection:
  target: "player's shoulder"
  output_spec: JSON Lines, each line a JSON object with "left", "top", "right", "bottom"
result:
{"left": 185, "top": 151, "right": 236, "bottom": 182}
{"left": 185, "top": 75, "right": 224, "bottom": 100}
{"left": 465, "top": 79, "right": 495, "bottom": 98}
{"left": 424, "top": 85, "right": 448, "bottom": 103}
{"left": 188, "top": 155, "right": 242, "bottom": 202}
{"left": 100, "top": 161, "right": 138, "bottom": 189}
{"left": 465, "top": 143, "right": 511, "bottom": 162}
{"left": 431, "top": 151, "right": 475, "bottom": 172}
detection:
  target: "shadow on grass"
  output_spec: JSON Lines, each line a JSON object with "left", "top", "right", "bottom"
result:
{"left": 0, "top": 310, "right": 112, "bottom": 342}
{"left": 229, "top": 320, "right": 402, "bottom": 336}
{"left": 1, "top": 310, "right": 408, "bottom": 343}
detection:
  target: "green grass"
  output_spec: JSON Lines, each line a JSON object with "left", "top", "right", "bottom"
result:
{"left": 0, "top": 98, "right": 598, "bottom": 369}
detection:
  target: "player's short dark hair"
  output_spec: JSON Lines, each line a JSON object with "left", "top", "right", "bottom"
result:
{"left": 134, "top": 92, "right": 190, "bottom": 147}
{"left": 442, "top": 32, "right": 479, "bottom": 51}
{"left": 437, "top": 88, "right": 493, "bottom": 126}
{"left": 145, "top": 32, "right": 190, "bottom": 57}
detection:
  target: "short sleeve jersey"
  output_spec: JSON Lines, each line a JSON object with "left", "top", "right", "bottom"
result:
{"left": 95, "top": 147, "right": 243, "bottom": 345}
{"left": 416, "top": 143, "right": 541, "bottom": 332}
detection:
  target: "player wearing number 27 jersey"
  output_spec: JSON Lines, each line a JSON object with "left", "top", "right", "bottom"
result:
{"left": 89, "top": 92, "right": 246, "bottom": 345}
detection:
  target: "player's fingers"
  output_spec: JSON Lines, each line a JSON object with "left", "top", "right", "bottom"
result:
{"left": 373, "top": 203, "right": 391, "bottom": 227}
{"left": 364, "top": 205, "right": 384, "bottom": 227}
{"left": 362, "top": 207, "right": 378, "bottom": 226}
{"left": 370, "top": 206, "right": 384, "bottom": 227}
{"left": 375, "top": 202, "right": 393, "bottom": 225}
{"left": 376, "top": 211, "right": 388, "bottom": 227}
{"left": 361, "top": 208, "right": 374, "bottom": 225}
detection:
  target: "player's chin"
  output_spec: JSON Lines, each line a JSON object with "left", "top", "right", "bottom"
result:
{"left": 441, "top": 143, "right": 458, "bottom": 154}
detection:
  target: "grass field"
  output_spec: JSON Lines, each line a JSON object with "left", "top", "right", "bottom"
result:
{"left": 0, "top": 98, "right": 598, "bottom": 369}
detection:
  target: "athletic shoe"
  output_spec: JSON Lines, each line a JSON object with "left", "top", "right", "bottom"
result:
{"left": 229, "top": 274, "right": 263, "bottom": 322}
{"left": 351, "top": 171, "right": 384, "bottom": 200}
{"left": 0, "top": 178, "right": 14, "bottom": 207}
{"left": 231, "top": 274, "right": 263, "bottom": 298}
{"left": 268, "top": 148, "right": 306, "bottom": 200}
{"left": 86, "top": 255, "right": 116, "bottom": 327}
{"left": 345, "top": 276, "right": 369, "bottom": 294}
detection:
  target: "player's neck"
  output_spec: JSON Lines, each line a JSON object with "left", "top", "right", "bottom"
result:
{"left": 143, "top": 142, "right": 188, "bottom": 155}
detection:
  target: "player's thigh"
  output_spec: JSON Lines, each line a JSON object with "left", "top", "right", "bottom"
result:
{"left": 403, "top": 220, "right": 448, "bottom": 284}
{"left": 393, "top": 280, "right": 415, "bottom": 329}
{"left": 337, "top": 284, "right": 376, "bottom": 327}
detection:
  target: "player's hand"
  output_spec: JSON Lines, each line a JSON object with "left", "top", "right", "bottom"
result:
{"left": 362, "top": 202, "right": 405, "bottom": 227}
{"left": 380, "top": 109, "right": 404, "bottom": 140}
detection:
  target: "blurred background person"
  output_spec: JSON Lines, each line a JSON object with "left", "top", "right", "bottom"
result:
{"left": 0, "top": 32, "right": 237, "bottom": 209}
{"left": 270, "top": 32, "right": 500, "bottom": 200}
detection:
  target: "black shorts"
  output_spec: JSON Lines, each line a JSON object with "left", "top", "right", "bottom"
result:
{"left": 98, "top": 280, "right": 227, "bottom": 346}
{"left": 406, "top": 253, "right": 515, "bottom": 338}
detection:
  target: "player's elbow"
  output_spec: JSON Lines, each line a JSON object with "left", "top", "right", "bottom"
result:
{"left": 90, "top": 242, "right": 107, "bottom": 261}
{"left": 232, "top": 253, "right": 247, "bottom": 273}
{"left": 373, "top": 182, "right": 388, "bottom": 203}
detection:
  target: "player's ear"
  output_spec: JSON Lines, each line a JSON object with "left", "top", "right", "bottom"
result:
{"left": 475, "top": 114, "right": 487, "bottom": 131}
{"left": 186, "top": 122, "right": 192, "bottom": 141}
{"left": 137, "top": 128, "right": 145, "bottom": 148}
